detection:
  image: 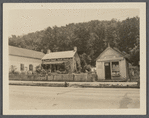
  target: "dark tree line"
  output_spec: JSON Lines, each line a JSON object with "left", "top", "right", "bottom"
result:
{"left": 9, "top": 16, "right": 140, "bottom": 71}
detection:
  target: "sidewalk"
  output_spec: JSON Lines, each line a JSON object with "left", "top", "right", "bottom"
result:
{"left": 9, "top": 80, "right": 139, "bottom": 88}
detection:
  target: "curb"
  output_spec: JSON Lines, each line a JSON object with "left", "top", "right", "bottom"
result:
{"left": 9, "top": 81, "right": 139, "bottom": 88}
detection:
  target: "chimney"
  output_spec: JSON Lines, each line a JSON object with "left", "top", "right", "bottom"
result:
{"left": 47, "top": 49, "right": 51, "bottom": 54}
{"left": 74, "top": 46, "right": 77, "bottom": 52}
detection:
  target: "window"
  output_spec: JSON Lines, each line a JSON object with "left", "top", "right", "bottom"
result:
{"left": 29, "top": 64, "right": 33, "bottom": 71}
{"left": 111, "top": 62, "right": 120, "bottom": 77}
{"left": 20, "top": 64, "right": 24, "bottom": 71}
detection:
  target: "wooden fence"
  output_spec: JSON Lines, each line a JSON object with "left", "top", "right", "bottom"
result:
{"left": 9, "top": 73, "right": 97, "bottom": 82}
{"left": 9, "top": 72, "right": 139, "bottom": 82}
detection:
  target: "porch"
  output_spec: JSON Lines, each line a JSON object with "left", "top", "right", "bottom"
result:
{"left": 42, "top": 60, "right": 72, "bottom": 73}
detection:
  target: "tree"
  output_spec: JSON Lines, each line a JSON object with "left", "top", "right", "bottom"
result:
{"left": 9, "top": 16, "right": 140, "bottom": 67}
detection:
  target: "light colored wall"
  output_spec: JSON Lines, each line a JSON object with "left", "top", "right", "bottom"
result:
{"left": 9, "top": 55, "right": 42, "bottom": 72}
{"left": 100, "top": 48, "right": 122, "bottom": 59}
{"left": 125, "top": 60, "right": 129, "bottom": 79}
{"left": 96, "top": 61, "right": 105, "bottom": 79}
{"left": 119, "top": 59, "right": 127, "bottom": 79}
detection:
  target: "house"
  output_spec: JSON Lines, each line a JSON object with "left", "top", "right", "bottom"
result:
{"left": 41, "top": 47, "right": 81, "bottom": 73}
{"left": 96, "top": 45, "right": 130, "bottom": 81}
{"left": 9, "top": 46, "right": 45, "bottom": 73}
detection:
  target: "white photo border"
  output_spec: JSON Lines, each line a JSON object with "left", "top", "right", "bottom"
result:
{"left": 3, "top": 3, "right": 146, "bottom": 115}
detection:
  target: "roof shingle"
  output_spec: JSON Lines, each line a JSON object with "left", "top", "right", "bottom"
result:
{"left": 42, "top": 51, "right": 76, "bottom": 60}
{"left": 9, "top": 46, "right": 45, "bottom": 59}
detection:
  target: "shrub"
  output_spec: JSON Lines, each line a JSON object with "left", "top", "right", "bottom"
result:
{"left": 56, "top": 70, "right": 62, "bottom": 74}
{"left": 9, "top": 71, "right": 19, "bottom": 75}
{"left": 35, "top": 65, "right": 46, "bottom": 76}
{"left": 65, "top": 61, "right": 71, "bottom": 73}
{"left": 76, "top": 61, "right": 82, "bottom": 72}
{"left": 85, "top": 65, "right": 91, "bottom": 72}
{"left": 41, "top": 69, "right": 46, "bottom": 74}
{"left": 36, "top": 65, "right": 42, "bottom": 74}
{"left": 32, "top": 71, "right": 38, "bottom": 75}
{"left": 20, "top": 71, "right": 26, "bottom": 75}
{"left": 27, "top": 71, "right": 33, "bottom": 75}
{"left": 10, "top": 65, "right": 17, "bottom": 74}
{"left": 129, "top": 66, "right": 140, "bottom": 82}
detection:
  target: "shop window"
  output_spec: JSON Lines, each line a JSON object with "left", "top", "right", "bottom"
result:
{"left": 29, "top": 64, "right": 33, "bottom": 71}
{"left": 111, "top": 62, "right": 120, "bottom": 77}
{"left": 20, "top": 64, "right": 24, "bottom": 71}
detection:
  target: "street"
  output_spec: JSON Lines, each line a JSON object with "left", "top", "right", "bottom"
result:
{"left": 9, "top": 85, "right": 140, "bottom": 110}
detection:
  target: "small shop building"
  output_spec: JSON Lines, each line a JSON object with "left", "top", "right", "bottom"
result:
{"left": 41, "top": 47, "right": 81, "bottom": 73}
{"left": 96, "top": 45, "right": 130, "bottom": 80}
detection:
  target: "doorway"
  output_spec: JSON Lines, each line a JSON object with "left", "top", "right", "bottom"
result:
{"left": 105, "top": 62, "right": 111, "bottom": 80}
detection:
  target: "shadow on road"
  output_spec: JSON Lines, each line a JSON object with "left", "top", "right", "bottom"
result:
{"left": 119, "top": 93, "right": 133, "bottom": 108}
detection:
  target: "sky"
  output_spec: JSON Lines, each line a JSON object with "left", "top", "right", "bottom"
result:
{"left": 8, "top": 9, "right": 139, "bottom": 37}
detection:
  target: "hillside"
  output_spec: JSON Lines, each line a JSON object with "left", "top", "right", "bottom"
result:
{"left": 9, "top": 16, "right": 140, "bottom": 71}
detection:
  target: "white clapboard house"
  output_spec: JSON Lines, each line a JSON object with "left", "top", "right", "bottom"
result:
{"left": 9, "top": 46, "right": 45, "bottom": 73}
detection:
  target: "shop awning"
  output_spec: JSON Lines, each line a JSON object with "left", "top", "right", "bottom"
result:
{"left": 42, "top": 61, "right": 67, "bottom": 64}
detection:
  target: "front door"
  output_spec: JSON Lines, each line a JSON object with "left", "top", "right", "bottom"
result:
{"left": 105, "top": 62, "right": 111, "bottom": 80}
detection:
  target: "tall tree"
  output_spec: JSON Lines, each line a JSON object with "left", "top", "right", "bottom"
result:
{"left": 9, "top": 16, "right": 140, "bottom": 67}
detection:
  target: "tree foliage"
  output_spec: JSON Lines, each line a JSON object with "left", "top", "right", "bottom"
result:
{"left": 9, "top": 16, "right": 140, "bottom": 70}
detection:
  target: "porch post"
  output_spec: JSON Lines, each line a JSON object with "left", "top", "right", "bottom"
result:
{"left": 54, "top": 64, "right": 56, "bottom": 72}
{"left": 50, "top": 64, "right": 51, "bottom": 73}
{"left": 110, "top": 62, "right": 112, "bottom": 79}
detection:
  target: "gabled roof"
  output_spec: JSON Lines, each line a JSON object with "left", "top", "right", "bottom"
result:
{"left": 42, "top": 50, "right": 76, "bottom": 60}
{"left": 96, "top": 46, "right": 130, "bottom": 61}
{"left": 9, "top": 46, "right": 45, "bottom": 59}
{"left": 113, "top": 47, "right": 128, "bottom": 57}
{"left": 113, "top": 47, "right": 130, "bottom": 60}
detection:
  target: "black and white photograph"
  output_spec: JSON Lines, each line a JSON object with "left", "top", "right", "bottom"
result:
{"left": 3, "top": 3, "right": 146, "bottom": 115}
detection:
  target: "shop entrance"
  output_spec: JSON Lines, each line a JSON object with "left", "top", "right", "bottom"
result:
{"left": 105, "top": 62, "right": 111, "bottom": 80}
